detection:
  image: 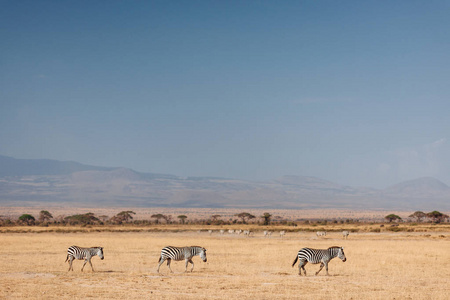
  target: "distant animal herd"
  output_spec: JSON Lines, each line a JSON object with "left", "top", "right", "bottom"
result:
{"left": 65, "top": 230, "right": 350, "bottom": 276}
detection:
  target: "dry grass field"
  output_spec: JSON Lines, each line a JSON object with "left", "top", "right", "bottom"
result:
{"left": 1, "top": 226, "right": 449, "bottom": 299}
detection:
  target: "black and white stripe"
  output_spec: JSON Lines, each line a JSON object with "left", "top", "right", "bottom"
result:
{"left": 157, "top": 246, "right": 207, "bottom": 273}
{"left": 292, "top": 246, "right": 346, "bottom": 276}
{"left": 65, "top": 245, "right": 104, "bottom": 272}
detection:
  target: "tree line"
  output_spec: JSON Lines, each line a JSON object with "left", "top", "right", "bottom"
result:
{"left": 385, "top": 211, "right": 449, "bottom": 223}
{"left": 0, "top": 211, "right": 274, "bottom": 226}
{"left": 1, "top": 210, "right": 448, "bottom": 226}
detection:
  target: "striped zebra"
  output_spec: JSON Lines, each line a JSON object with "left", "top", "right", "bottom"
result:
{"left": 280, "top": 231, "right": 286, "bottom": 238}
{"left": 65, "top": 245, "right": 104, "bottom": 272}
{"left": 316, "top": 231, "right": 327, "bottom": 237}
{"left": 157, "top": 246, "right": 207, "bottom": 273}
{"left": 243, "top": 230, "right": 251, "bottom": 237}
{"left": 292, "top": 246, "right": 347, "bottom": 276}
{"left": 208, "top": 229, "right": 213, "bottom": 235}
{"left": 342, "top": 231, "right": 350, "bottom": 239}
{"left": 219, "top": 229, "right": 225, "bottom": 235}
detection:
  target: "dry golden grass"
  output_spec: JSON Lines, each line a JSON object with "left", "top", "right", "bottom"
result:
{"left": 0, "top": 227, "right": 449, "bottom": 299}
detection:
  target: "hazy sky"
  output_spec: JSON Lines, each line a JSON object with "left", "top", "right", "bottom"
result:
{"left": 1, "top": 1, "right": 449, "bottom": 188}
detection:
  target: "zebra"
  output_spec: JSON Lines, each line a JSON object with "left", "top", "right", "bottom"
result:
{"left": 157, "top": 246, "right": 207, "bottom": 273}
{"left": 219, "top": 229, "right": 225, "bottom": 235}
{"left": 292, "top": 246, "right": 347, "bottom": 276}
{"left": 316, "top": 231, "right": 327, "bottom": 237}
{"left": 65, "top": 246, "right": 104, "bottom": 272}
{"left": 342, "top": 231, "right": 350, "bottom": 239}
{"left": 236, "top": 229, "right": 242, "bottom": 235}
{"left": 243, "top": 230, "right": 251, "bottom": 237}
{"left": 208, "top": 229, "right": 213, "bottom": 235}
{"left": 280, "top": 231, "right": 286, "bottom": 238}
{"left": 263, "top": 230, "right": 272, "bottom": 237}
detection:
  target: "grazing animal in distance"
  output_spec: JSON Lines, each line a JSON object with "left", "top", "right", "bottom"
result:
{"left": 342, "top": 231, "right": 350, "bottom": 239}
{"left": 280, "top": 231, "right": 286, "bottom": 238}
{"left": 65, "top": 246, "right": 104, "bottom": 272}
{"left": 292, "top": 246, "right": 346, "bottom": 276}
{"left": 316, "top": 231, "right": 327, "bottom": 237}
{"left": 157, "top": 246, "right": 207, "bottom": 273}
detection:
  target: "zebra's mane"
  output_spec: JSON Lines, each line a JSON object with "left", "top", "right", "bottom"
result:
{"left": 328, "top": 246, "right": 342, "bottom": 250}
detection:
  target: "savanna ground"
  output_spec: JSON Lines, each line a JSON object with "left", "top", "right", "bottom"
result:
{"left": 1, "top": 222, "right": 449, "bottom": 299}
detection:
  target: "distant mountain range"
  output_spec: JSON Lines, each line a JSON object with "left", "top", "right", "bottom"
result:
{"left": 0, "top": 155, "right": 448, "bottom": 210}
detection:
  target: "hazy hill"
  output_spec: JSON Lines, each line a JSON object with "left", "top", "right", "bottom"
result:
{"left": 0, "top": 155, "right": 448, "bottom": 210}
{"left": 385, "top": 177, "right": 450, "bottom": 194}
{"left": 0, "top": 155, "right": 113, "bottom": 176}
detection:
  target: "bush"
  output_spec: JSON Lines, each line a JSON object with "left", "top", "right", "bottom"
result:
{"left": 386, "top": 226, "right": 406, "bottom": 232}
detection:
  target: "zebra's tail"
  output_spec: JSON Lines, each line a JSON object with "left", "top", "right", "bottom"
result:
{"left": 292, "top": 255, "right": 298, "bottom": 267}
{"left": 158, "top": 256, "right": 162, "bottom": 263}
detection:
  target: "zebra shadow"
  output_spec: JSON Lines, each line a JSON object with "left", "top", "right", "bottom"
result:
{"left": 97, "top": 270, "right": 125, "bottom": 273}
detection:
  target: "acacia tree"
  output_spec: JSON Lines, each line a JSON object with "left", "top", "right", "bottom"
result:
{"left": 261, "top": 212, "right": 272, "bottom": 225}
{"left": 426, "top": 211, "right": 449, "bottom": 223}
{"left": 19, "top": 214, "right": 35, "bottom": 225}
{"left": 235, "top": 212, "right": 256, "bottom": 224}
{"left": 151, "top": 214, "right": 167, "bottom": 224}
{"left": 178, "top": 215, "right": 187, "bottom": 224}
{"left": 64, "top": 213, "right": 100, "bottom": 225}
{"left": 116, "top": 211, "right": 136, "bottom": 223}
{"left": 385, "top": 214, "right": 402, "bottom": 223}
{"left": 211, "top": 215, "right": 221, "bottom": 221}
{"left": 39, "top": 210, "right": 53, "bottom": 223}
{"left": 409, "top": 211, "right": 426, "bottom": 222}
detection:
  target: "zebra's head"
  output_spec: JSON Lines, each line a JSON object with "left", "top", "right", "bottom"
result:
{"left": 338, "top": 247, "right": 346, "bottom": 262}
{"left": 96, "top": 247, "right": 104, "bottom": 260}
{"left": 200, "top": 248, "right": 207, "bottom": 262}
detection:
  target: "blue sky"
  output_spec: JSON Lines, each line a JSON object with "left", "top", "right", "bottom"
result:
{"left": 1, "top": 0, "right": 449, "bottom": 188}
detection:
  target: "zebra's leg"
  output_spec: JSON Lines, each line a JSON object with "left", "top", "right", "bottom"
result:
{"left": 301, "top": 261, "right": 307, "bottom": 276}
{"left": 315, "top": 262, "right": 324, "bottom": 275}
{"left": 68, "top": 257, "right": 74, "bottom": 271}
{"left": 167, "top": 258, "right": 173, "bottom": 273}
{"left": 298, "top": 260, "right": 307, "bottom": 276}
{"left": 157, "top": 257, "right": 166, "bottom": 273}
{"left": 88, "top": 259, "right": 94, "bottom": 272}
{"left": 302, "top": 261, "right": 308, "bottom": 276}
{"left": 184, "top": 258, "right": 190, "bottom": 272}
{"left": 324, "top": 261, "right": 329, "bottom": 276}
{"left": 81, "top": 259, "right": 88, "bottom": 272}
{"left": 189, "top": 259, "right": 194, "bottom": 272}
